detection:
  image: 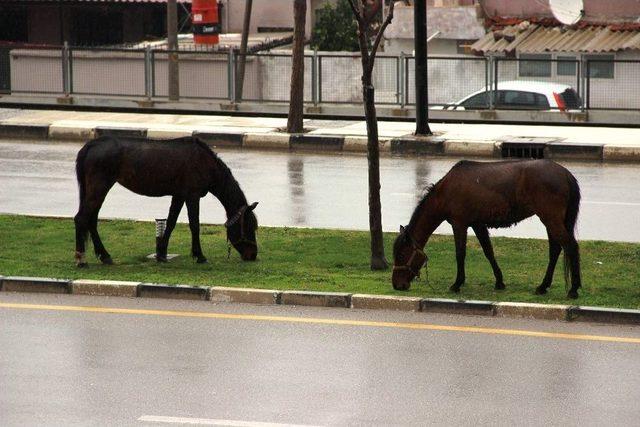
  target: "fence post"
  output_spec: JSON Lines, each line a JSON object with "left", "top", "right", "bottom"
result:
{"left": 62, "top": 42, "right": 71, "bottom": 96}
{"left": 312, "top": 48, "right": 318, "bottom": 106}
{"left": 399, "top": 52, "right": 406, "bottom": 108}
{"left": 144, "top": 46, "right": 152, "bottom": 100}
{"left": 585, "top": 59, "right": 591, "bottom": 110}
{"left": 490, "top": 56, "right": 498, "bottom": 110}
{"left": 228, "top": 48, "right": 236, "bottom": 103}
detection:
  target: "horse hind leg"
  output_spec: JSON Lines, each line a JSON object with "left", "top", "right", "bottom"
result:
{"left": 186, "top": 198, "right": 207, "bottom": 264}
{"left": 472, "top": 225, "right": 505, "bottom": 290}
{"left": 543, "top": 221, "right": 581, "bottom": 299}
{"left": 74, "top": 212, "right": 89, "bottom": 267}
{"left": 535, "top": 232, "right": 561, "bottom": 295}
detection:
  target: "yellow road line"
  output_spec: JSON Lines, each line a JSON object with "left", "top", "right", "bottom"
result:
{"left": 1, "top": 301, "right": 639, "bottom": 344}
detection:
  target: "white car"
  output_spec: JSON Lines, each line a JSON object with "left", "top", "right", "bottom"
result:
{"left": 441, "top": 80, "right": 583, "bottom": 111}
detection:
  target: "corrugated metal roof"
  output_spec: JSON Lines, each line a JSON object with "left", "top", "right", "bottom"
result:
{"left": 3, "top": 0, "right": 192, "bottom": 3}
{"left": 471, "top": 22, "right": 640, "bottom": 55}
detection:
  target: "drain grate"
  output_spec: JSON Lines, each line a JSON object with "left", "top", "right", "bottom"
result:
{"left": 500, "top": 137, "right": 559, "bottom": 159}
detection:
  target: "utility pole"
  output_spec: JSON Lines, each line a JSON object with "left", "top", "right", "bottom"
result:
{"left": 414, "top": 0, "right": 432, "bottom": 135}
{"left": 235, "top": 0, "right": 253, "bottom": 101}
{"left": 167, "top": 0, "right": 180, "bottom": 101}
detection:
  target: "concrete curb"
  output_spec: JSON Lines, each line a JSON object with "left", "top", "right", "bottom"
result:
{"left": 351, "top": 294, "right": 422, "bottom": 312}
{"left": 0, "top": 123, "right": 50, "bottom": 139}
{"left": 137, "top": 283, "right": 209, "bottom": 301}
{"left": 421, "top": 298, "right": 495, "bottom": 316}
{"left": 494, "top": 302, "right": 571, "bottom": 321}
{"left": 281, "top": 290, "right": 352, "bottom": 308}
{"left": 0, "top": 122, "right": 639, "bottom": 162}
{"left": 71, "top": 279, "right": 140, "bottom": 297}
{"left": 1, "top": 276, "right": 639, "bottom": 325}
{"left": 210, "top": 286, "right": 281, "bottom": 305}
{"left": 1, "top": 276, "right": 70, "bottom": 294}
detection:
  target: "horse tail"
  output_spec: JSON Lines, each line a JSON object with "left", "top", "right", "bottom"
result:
{"left": 75, "top": 141, "right": 92, "bottom": 213}
{"left": 563, "top": 172, "right": 581, "bottom": 289}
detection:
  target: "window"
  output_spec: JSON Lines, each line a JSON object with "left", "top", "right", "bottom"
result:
{"left": 460, "top": 91, "right": 491, "bottom": 109}
{"left": 497, "top": 91, "right": 550, "bottom": 109}
{"left": 557, "top": 56, "right": 577, "bottom": 76}
{"left": 519, "top": 54, "right": 552, "bottom": 77}
{"left": 585, "top": 55, "right": 614, "bottom": 79}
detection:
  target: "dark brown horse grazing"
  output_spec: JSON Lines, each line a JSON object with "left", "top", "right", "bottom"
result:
{"left": 74, "top": 135, "right": 258, "bottom": 267}
{"left": 392, "top": 159, "right": 582, "bottom": 299}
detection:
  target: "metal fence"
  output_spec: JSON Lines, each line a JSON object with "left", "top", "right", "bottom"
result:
{"left": 2, "top": 45, "right": 640, "bottom": 111}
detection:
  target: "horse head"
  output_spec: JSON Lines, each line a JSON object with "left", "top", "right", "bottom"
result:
{"left": 225, "top": 202, "right": 259, "bottom": 261}
{"left": 392, "top": 225, "right": 427, "bottom": 291}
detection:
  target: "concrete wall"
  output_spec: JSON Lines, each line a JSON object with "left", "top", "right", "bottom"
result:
{"left": 221, "top": 0, "right": 317, "bottom": 37}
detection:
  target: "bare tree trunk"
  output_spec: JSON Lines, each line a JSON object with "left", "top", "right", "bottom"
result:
{"left": 349, "top": 0, "right": 393, "bottom": 271}
{"left": 167, "top": 0, "right": 179, "bottom": 101}
{"left": 362, "top": 76, "right": 388, "bottom": 270}
{"left": 235, "top": 0, "right": 253, "bottom": 101}
{"left": 287, "top": 0, "right": 307, "bottom": 133}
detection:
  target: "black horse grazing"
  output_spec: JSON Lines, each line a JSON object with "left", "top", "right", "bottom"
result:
{"left": 74, "top": 135, "right": 258, "bottom": 267}
{"left": 392, "top": 159, "right": 582, "bottom": 299}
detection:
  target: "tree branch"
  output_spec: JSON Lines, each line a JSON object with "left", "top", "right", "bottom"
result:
{"left": 346, "top": 0, "right": 365, "bottom": 27}
{"left": 367, "top": 0, "right": 395, "bottom": 75}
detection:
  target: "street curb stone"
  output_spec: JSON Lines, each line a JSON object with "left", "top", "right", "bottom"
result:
{"left": 71, "top": 279, "right": 140, "bottom": 297}
{"left": 494, "top": 302, "right": 570, "bottom": 321}
{"left": 0, "top": 123, "right": 50, "bottom": 139}
{"left": 2, "top": 273, "right": 639, "bottom": 325}
{"left": 568, "top": 306, "right": 640, "bottom": 324}
{"left": 603, "top": 145, "right": 640, "bottom": 162}
{"left": 351, "top": 294, "right": 422, "bottom": 311}
{"left": 48, "top": 124, "right": 95, "bottom": 140}
{"left": 146, "top": 128, "right": 193, "bottom": 139}
{"left": 1, "top": 276, "right": 70, "bottom": 294}
{"left": 210, "top": 286, "right": 281, "bottom": 305}
{"left": 545, "top": 142, "right": 603, "bottom": 161}
{"left": 421, "top": 298, "right": 495, "bottom": 316}
{"left": 94, "top": 127, "right": 147, "bottom": 138}
{"left": 194, "top": 132, "right": 244, "bottom": 147}
{"left": 243, "top": 132, "right": 290, "bottom": 149}
{"left": 137, "top": 283, "right": 209, "bottom": 300}
{"left": 390, "top": 136, "right": 446, "bottom": 155}
{"left": 289, "top": 134, "right": 344, "bottom": 151}
{"left": 443, "top": 140, "right": 496, "bottom": 157}
{"left": 281, "top": 290, "right": 352, "bottom": 308}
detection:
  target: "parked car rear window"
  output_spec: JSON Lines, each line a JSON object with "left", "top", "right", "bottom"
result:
{"left": 498, "top": 90, "right": 550, "bottom": 109}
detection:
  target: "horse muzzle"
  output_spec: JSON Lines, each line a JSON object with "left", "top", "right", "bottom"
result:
{"left": 391, "top": 269, "right": 412, "bottom": 291}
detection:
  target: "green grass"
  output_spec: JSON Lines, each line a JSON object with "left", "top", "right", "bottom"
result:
{"left": 1, "top": 214, "right": 639, "bottom": 308}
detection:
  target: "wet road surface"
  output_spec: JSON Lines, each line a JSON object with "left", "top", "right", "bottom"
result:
{"left": 2, "top": 292, "right": 640, "bottom": 426}
{"left": 0, "top": 140, "right": 639, "bottom": 241}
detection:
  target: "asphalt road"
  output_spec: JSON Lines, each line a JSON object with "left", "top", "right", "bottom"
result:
{"left": 1, "top": 292, "right": 640, "bottom": 426}
{"left": 1, "top": 140, "right": 640, "bottom": 242}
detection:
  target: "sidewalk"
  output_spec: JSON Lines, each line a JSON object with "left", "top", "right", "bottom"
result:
{"left": 1, "top": 108, "right": 639, "bottom": 161}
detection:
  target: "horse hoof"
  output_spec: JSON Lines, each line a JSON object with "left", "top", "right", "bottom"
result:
{"left": 567, "top": 290, "right": 579, "bottom": 299}
{"left": 101, "top": 256, "right": 113, "bottom": 265}
{"left": 495, "top": 282, "right": 506, "bottom": 290}
{"left": 76, "top": 262, "right": 88, "bottom": 268}
{"left": 156, "top": 256, "right": 168, "bottom": 263}
{"left": 196, "top": 257, "right": 208, "bottom": 264}
{"left": 535, "top": 285, "right": 548, "bottom": 295}
{"left": 449, "top": 285, "right": 461, "bottom": 293}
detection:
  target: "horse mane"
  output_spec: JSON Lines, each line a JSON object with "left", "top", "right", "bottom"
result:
{"left": 192, "top": 137, "right": 248, "bottom": 209}
{"left": 407, "top": 182, "right": 438, "bottom": 230}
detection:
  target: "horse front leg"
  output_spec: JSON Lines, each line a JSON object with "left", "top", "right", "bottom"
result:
{"left": 472, "top": 225, "right": 505, "bottom": 290}
{"left": 450, "top": 224, "right": 468, "bottom": 293}
{"left": 156, "top": 196, "right": 184, "bottom": 262}
{"left": 186, "top": 198, "right": 207, "bottom": 264}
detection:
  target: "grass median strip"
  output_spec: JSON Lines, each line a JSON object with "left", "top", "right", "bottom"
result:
{"left": 1, "top": 214, "right": 639, "bottom": 309}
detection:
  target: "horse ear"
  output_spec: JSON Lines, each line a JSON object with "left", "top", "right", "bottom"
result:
{"left": 399, "top": 225, "right": 406, "bottom": 233}
{"left": 248, "top": 202, "right": 258, "bottom": 211}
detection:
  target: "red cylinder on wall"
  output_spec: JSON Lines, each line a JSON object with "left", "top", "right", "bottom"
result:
{"left": 192, "top": 0, "right": 220, "bottom": 45}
